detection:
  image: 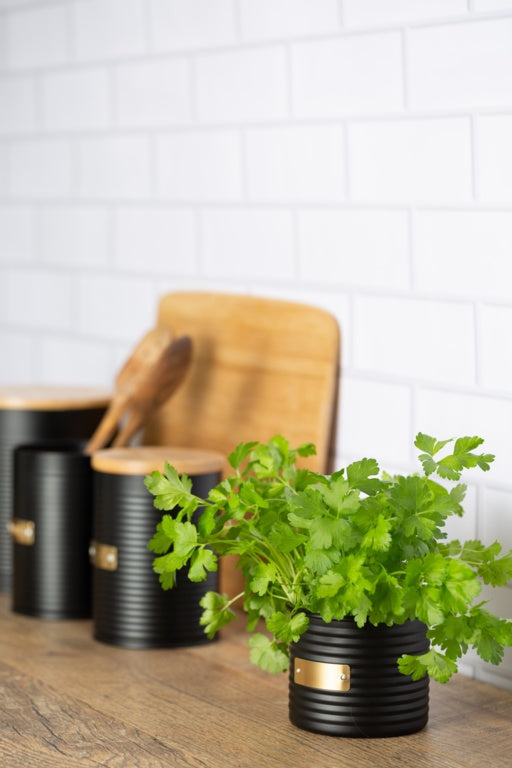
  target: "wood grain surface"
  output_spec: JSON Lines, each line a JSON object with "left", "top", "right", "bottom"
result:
{"left": 0, "top": 594, "right": 511, "bottom": 768}
{"left": 143, "top": 292, "right": 340, "bottom": 475}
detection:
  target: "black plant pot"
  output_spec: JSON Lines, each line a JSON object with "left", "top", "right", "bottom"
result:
{"left": 289, "top": 615, "right": 429, "bottom": 737}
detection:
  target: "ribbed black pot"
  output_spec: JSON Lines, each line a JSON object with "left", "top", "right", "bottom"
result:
{"left": 289, "top": 615, "right": 429, "bottom": 737}
{"left": 92, "top": 470, "right": 220, "bottom": 648}
{"left": 11, "top": 442, "right": 93, "bottom": 619}
{"left": 0, "top": 406, "right": 104, "bottom": 591}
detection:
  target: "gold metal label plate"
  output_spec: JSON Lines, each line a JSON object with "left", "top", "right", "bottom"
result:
{"left": 7, "top": 518, "right": 35, "bottom": 546}
{"left": 293, "top": 657, "right": 350, "bottom": 692}
{"left": 89, "top": 541, "right": 118, "bottom": 571}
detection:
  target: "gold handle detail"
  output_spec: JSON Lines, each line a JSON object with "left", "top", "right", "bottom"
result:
{"left": 7, "top": 518, "right": 35, "bottom": 546}
{"left": 293, "top": 657, "right": 350, "bottom": 692}
{"left": 89, "top": 540, "right": 118, "bottom": 571}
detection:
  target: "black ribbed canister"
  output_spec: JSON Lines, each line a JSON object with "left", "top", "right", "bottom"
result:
{"left": 0, "top": 402, "right": 106, "bottom": 591}
{"left": 289, "top": 615, "right": 429, "bottom": 737}
{"left": 11, "top": 442, "right": 93, "bottom": 619}
{"left": 92, "top": 450, "right": 222, "bottom": 649}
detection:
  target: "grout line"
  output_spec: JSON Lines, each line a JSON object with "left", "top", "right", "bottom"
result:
{"left": 407, "top": 208, "right": 415, "bottom": 291}
{"left": 471, "top": 113, "right": 480, "bottom": 202}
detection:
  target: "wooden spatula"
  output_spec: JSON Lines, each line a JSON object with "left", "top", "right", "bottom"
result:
{"left": 84, "top": 329, "right": 192, "bottom": 456}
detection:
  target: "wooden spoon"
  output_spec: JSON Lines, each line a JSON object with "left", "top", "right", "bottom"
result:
{"left": 84, "top": 329, "right": 192, "bottom": 456}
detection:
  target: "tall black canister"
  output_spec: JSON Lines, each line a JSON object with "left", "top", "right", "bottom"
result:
{"left": 0, "top": 386, "right": 109, "bottom": 591}
{"left": 11, "top": 441, "right": 93, "bottom": 619}
{"left": 91, "top": 446, "right": 224, "bottom": 648}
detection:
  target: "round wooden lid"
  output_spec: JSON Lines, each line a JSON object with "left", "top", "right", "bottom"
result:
{"left": 0, "top": 386, "right": 111, "bottom": 410}
{"left": 91, "top": 446, "right": 225, "bottom": 476}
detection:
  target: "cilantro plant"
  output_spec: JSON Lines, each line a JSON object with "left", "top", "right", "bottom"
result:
{"left": 145, "top": 433, "right": 512, "bottom": 683}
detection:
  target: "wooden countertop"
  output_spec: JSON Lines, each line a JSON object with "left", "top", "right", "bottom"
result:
{"left": 0, "top": 593, "right": 511, "bottom": 768}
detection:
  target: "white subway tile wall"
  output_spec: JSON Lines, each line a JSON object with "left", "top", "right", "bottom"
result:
{"left": 1, "top": 0, "right": 511, "bottom": 688}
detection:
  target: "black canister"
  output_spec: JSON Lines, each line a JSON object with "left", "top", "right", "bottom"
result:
{"left": 11, "top": 441, "right": 93, "bottom": 619}
{"left": 0, "top": 386, "right": 109, "bottom": 591}
{"left": 289, "top": 615, "right": 429, "bottom": 737}
{"left": 91, "top": 446, "right": 224, "bottom": 648}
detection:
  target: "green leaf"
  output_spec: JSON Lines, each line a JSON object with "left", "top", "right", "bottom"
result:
{"left": 147, "top": 514, "right": 175, "bottom": 554}
{"left": 197, "top": 505, "right": 218, "bottom": 537}
{"left": 158, "top": 571, "right": 178, "bottom": 590}
{"left": 346, "top": 458, "right": 382, "bottom": 495}
{"left": 418, "top": 453, "right": 437, "bottom": 476}
{"left": 153, "top": 551, "right": 188, "bottom": 575}
{"left": 266, "top": 611, "right": 309, "bottom": 643}
{"left": 248, "top": 633, "right": 289, "bottom": 674}
{"left": 188, "top": 548, "right": 218, "bottom": 582}
{"left": 398, "top": 649, "right": 458, "bottom": 683}
{"left": 268, "top": 522, "right": 307, "bottom": 553}
{"left": 199, "top": 591, "right": 236, "bottom": 638}
{"left": 297, "top": 442, "right": 317, "bottom": 458}
{"left": 453, "top": 436, "right": 484, "bottom": 454}
{"left": 173, "top": 521, "right": 198, "bottom": 556}
{"left": 310, "top": 516, "right": 350, "bottom": 550}
{"left": 250, "top": 563, "right": 277, "bottom": 596}
{"left": 316, "top": 570, "right": 344, "bottom": 598}
{"left": 144, "top": 464, "right": 197, "bottom": 513}
{"left": 304, "top": 549, "right": 339, "bottom": 575}
{"left": 360, "top": 514, "right": 392, "bottom": 552}
{"left": 228, "top": 441, "right": 259, "bottom": 470}
{"left": 414, "top": 433, "right": 453, "bottom": 456}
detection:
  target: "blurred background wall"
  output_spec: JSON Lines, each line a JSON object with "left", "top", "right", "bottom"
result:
{"left": 1, "top": 0, "right": 512, "bottom": 686}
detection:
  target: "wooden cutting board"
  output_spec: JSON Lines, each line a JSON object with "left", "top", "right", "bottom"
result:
{"left": 143, "top": 292, "right": 340, "bottom": 474}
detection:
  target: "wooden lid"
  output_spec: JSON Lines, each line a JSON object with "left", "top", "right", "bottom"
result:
{"left": 0, "top": 386, "right": 111, "bottom": 410}
{"left": 91, "top": 446, "right": 225, "bottom": 476}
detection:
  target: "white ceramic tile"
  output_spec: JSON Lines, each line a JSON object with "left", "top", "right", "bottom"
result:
{"left": 480, "top": 306, "right": 512, "bottom": 393}
{"left": 149, "top": 0, "right": 236, "bottom": 52}
{"left": 409, "top": 18, "right": 512, "bottom": 110}
{"left": 115, "top": 59, "right": 192, "bottom": 128}
{"left": 350, "top": 118, "right": 472, "bottom": 203}
{"left": 292, "top": 33, "right": 403, "bottom": 117}
{"left": 40, "top": 206, "right": 109, "bottom": 268}
{"left": 78, "top": 136, "right": 151, "bottom": 200}
{"left": 42, "top": 68, "right": 110, "bottom": 132}
{"left": 77, "top": 273, "right": 156, "bottom": 342}
{"left": 414, "top": 210, "right": 512, "bottom": 300}
{"left": 7, "top": 268, "right": 73, "bottom": 331}
{"left": 240, "top": 0, "right": 339, "bottom": 40}
{"left": 247, "top": 125, "right": 346, "bottom": 202}
{"left": 354, "top": 296, "right": 475, "bottom": 386}
{"left": 298, "top": 209, "right": 409, "bottom": 289}
{"left": 478, "top": 115, "right": 512, "bottom": 203}
{"left": 115, "top": 206, "right": 197, "bottom": 274}
{"left": 474, "top": 0, "right": 512, "bottom": 9}
{"left": 73, "top": 0, "right": 147, "bottom": 61}
{"left": 344, "top": 0, "right": 467, "bottom": 26}
{"left": 10, "top": 140, "right": 73, "bottom": 199}
{"left": 481, "top": 488, "right": 512, "bottom": 552}
{"left": 0, "top": 206, "right": 33, "bottom": 263}
{"left": 156, "top": 131, "right": 243, "bottom": 201}
{"left": 5, "top": 4, "right": 70, "bottom": 69}
{"left": 39, "top": 336, "right": 112, "bottom": 387}
{"left": 201, "top": 208, "right": 295, "bottom": 279}
{"left": 196, "top": 47, "right": 288, "bottom": 123}
{"left": 0, "top": 76, "right": 37, "bottom": 134}
{"left": 338, "top": 376, "right": 413, "bottom": 467}
{"left": 0, "top": 331, "right": 33, "bottom": 383}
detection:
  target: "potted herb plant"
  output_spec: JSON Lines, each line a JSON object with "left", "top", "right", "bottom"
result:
{"left": 145, "top": 433, "right": 512, "bottom": 737}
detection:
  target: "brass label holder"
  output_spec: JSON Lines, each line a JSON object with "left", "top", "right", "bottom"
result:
{"left": 293, "top": 657, "right": 350, "bottom": 692}
{"left": 89, "top": 541, "right": 118, "bottom": 571}
{"left": 7, "top": 518, "right": 35, "bottom": 546}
